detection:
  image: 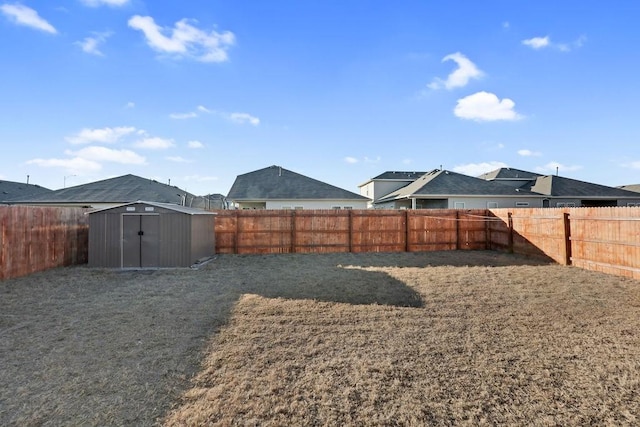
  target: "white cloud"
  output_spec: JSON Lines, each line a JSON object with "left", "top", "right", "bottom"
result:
{"left": 66, "top": 126, "right": 137, "bottom": 144}
{"left": 427, "top": 52, "right": 483, "bottom": 90}
{"left": 0, "top": 4, "right": 57, "bottom": 34}
{"left": 187, "top": 140, "right": 204, "bottom": 149}
{"left": 453, "top": 161, "right": 508, "bottom": 177}
{"left": 169, "top": 111, "right": 198, "bottom": 120}
{"left": 166, "top": 156, "right": 192, "bottom": 163}
{"left": 536, "top": 161, "right": 582, "bottom": 174}
{"left": 518, "top": 149, "right": 542, "bottom": 157}
{"left": 626, "top": 161, "right": 640, "bottom": 170}
{"left": 454, "top": 91, "right": 523, "bottom": 122}
{"left": 402, "top": 158, "right": 413, "bottom": 165}
{"left": 522, "top": 36, "right": 550, "bottom": 49}
{"left": 344, "top": 157, "right": 358, "bottom": 164}
{"left": 228, "top": 112, "right": 260, "bottom": 126}
{"left": 502, "top": 21, "right": 510, "bottom": 29}
{"left": 26, "top": 157, "right": 102, "bottom": 173}
{"left": 125, "top": 101, "right": 135, "bottom": 109}
{"left": 66, "top": 146, "right": 146, "bottom": 164}
{"left": 523, "top": 35, "right": 586, "bottom": 52}
{"left": 134, "top": 137, "right": 175, "bottom": 149}
{"left": 79, "top": 0, "right": 129, "bottom": 6}
{"left": 128, "top": 15, "right": 235, "bottom": 63}
{"left": 75, "top": 32, "right": 111, "bottom": 56}
{"left": 197, "top": 105, "right": 212, "bottom": 113}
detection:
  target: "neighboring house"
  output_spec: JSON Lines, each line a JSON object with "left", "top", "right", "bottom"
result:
{"left": 0, "top": 179, "right": 52, "bottom": 204}
{"left": 227, "top": 165, "right": 370, "bottom": 210}
{"left": 190, "top": 193, "right": 229, "bottom": 210}
{"left": 373, "top": 169, "right": 544, "bottom": 209}
{"left": 619, "top": 184, "right": 640, "bottom": 193}
{"left": 359, "top": 171, "right": 427, "bottom": 208}
{"left": 482, "top": 168, "right": 640, "bottom": 207}
{"left": 6, "top": 174, "right": 198, "bottom": 209}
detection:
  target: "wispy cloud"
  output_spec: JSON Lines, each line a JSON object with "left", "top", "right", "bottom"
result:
{"left": 535, "top": 161, "right": 582, "bottom": 174}
{"left": 344, "top": 157, "right": 358, "bottom": 164}
{"left": 453, "top": 161, "right": 508, "bottom": 177}
{"left": 79, "top": 0, "right": 130, "bottom": 6}
{"left": 228, "top": 112, "right": 260, "bottom": 126}
{"left": 66, "top": 146, "right": 146, "bottom": 164}
{"left": 26, "top": 157, "right": 102, "bottom": 173}
{"left": 0, "top": 4, "right": 57, "bottom": 34}
{"left": 454, "top": 91, "right": 523, "bottom": 122}
{"left": 522, "top": 35, "right": 586, "bottom": 52}
{"left": 75, "top": 31, "right": 112, "bottom": 56}
{"left": 169, "top": 111, "right": 198, "bottom": 120}
{"left": 66, "top": 126, "right": 137, "bottom": 144}
{"left": 166, "top": 156, "right": 192, "bottom": 163}
{"left": 125, "top": 101, "right": 135, "bottom": 109}
{"left": 518, "top": 149, "right": 542, "bottom": 157}
{"left": 427, "top": 52, "right": 483, "bottom": 90}
{"left": 128, "top": 15, "right": 235, "bottom": 63}
{"left": 134, "top": 136, "right": 175, "bottom": 150}
{"left": 187, "top": 140, "right": 204, "bottom": 149}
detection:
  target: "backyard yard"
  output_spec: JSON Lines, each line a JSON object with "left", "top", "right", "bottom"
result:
{"left": 1, "top": 251, "right": 639, "bottom": 426}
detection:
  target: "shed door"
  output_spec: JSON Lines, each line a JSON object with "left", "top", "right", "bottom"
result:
{"left": 122, "top": 215, "right": 160, "bottom": 268}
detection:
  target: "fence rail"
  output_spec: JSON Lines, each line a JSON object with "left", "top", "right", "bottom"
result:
{"left": 1, "top": 206, "right": 639, "bottom": 281}
{"left": 0, "top": 206, "right": 89, "bottom": 280}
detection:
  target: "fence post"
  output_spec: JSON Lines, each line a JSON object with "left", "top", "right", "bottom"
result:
{"left": 563, "top": 212, "right": 572, "bottom": 266}
{"left": 455, "top": 210, "right": 460, "bottom": 250}
{"left": 234, "top": 211, "right": 239, "bottom": 254}
{"left": 348, "top": 210, "right": 353, "bottom": 253}
{"left": 485, "top": 209, "right": 490, "bottom": 250}
{"left": 291, "top": 210, "right": 296, "bottom": 253}
{"left": 404, "top": 210, "right": 410, "bottom": 252}
{"left": 507, "top": 212, "right": 514, "bottom": 253}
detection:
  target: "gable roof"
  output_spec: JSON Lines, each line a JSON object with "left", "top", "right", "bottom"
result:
{"left": 227, "top": 165, "right": 368, "bottom": 201}
{"left": 0, "top": 180, "right": 52, "bottom": 203}
{"left": 378, "top": 169, "right": 540, "bottom": 202}
{"left": 88, "top": 200, "right": 215, "bottom": 215}
{"left": 478, "top": 167, "right": 542, "bottom": 180}
{"left": 530, "top": 175, "right": 640, "bottom": 198}
{"left": 7, "top": 174, "right": 196, "bottom": 205}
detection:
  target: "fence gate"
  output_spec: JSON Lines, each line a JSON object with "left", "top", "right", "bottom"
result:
{"left": 122, "top": 214, "right": 160, "bottom": 268}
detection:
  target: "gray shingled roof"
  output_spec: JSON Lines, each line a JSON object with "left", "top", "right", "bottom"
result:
{"left": 7, "top": 174, "right": 196, "bottom": 205}
{"left": 371, "top": 171, "right": 428, "bottom": 180}
{"left": 0, "top": 180, "right": 52, "bottom": 203}
{"left": 478, "top": 167, "right": 542, "bottom": 180}
{"left": 531, "top": 175, "right": 640, "bottom": 198}
{"left": 227, "top": 165, "right": 368, "bottom": 201}
{"left": 379, "top": 170, "right": 540, "bottom": 202}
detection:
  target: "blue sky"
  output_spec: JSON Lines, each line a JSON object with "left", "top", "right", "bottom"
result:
{"left": 1, "top": 1, "right": 639, "bottom": 196}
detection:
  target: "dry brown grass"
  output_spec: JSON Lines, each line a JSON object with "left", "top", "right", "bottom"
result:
{"left": 166, "top": 257, "right": 640, "bottom": 426}
{"left": 1, "top": 251, "right": 639, "bottom": 426}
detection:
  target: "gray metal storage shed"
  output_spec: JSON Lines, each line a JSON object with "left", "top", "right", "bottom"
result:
{"left": 88, "top": 201, "right": 216, "bottom": 268}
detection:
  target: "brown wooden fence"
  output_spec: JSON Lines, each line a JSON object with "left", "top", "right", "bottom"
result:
{"left": 0, "top": 206, "right": 89, "bottom": 280}
{"left": 489, "top": 207, "right": 640, "bottom": 280}
{"left": 214, "top": 209, "right": 489, "bottom": 254}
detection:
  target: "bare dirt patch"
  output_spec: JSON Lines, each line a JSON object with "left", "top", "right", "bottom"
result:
{"left": 1, "top": 251, "right": 639, "bottom": 426}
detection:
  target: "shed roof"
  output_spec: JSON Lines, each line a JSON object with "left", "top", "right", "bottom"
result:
{"left": 88, "top": 200, "right": 216, "bottom": 215}
{"left": 7, "top": 174, "right": 196, "bottom": 205}
{"left": 227, "top": 165, "right": 368, "bottom": 201}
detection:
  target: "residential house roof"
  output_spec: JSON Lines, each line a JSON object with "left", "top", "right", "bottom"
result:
{"left": 530, "top": 175, "right": 640, "bottom": 198}
{"left": 227, "top": 165, "right": 369, "bottom": 201}
{"left": 0, "top": 180, "right": 52, "bottom": 203}
{"left": 619, "top": 184, "right": 640, "bottom": 193}
{"left": 378, "top": 169, "right": 540, "bottom": 202}
{"left": 358, "top": 171, "right": 428, "bottom": 187}
{"left": 478, "top": 167, "right": 542, "bottom": 180}
{"left": 7, "top": 174, "right": 197, "bottom": 206}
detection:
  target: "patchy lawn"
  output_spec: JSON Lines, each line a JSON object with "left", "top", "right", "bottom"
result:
{"left": 1, "top": 251, "right": 639, "bottom": 426}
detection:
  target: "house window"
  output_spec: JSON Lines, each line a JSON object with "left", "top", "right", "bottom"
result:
{"left": 281, "top": 206, "right": 291, "bottom": 210}
{"left": 487, "top": 202, "right": 498, "bottom": 209}
{"left": 556, "top": 202, "right": 576, "bottom": 207}
{"left": 332, "top": 206, "right": 342, "bottom": 210}
{"left": 454, "top": 202, "right": 465, "bottom": 209}
{"left": 344, "top": 206, "right": 353, "bottom": 210}
{"left": 627, "top": 203, "right": 640, "bottom": 207}
{"left": 294, "top": 206, "right": 304, "bottom": 210}
{"left": 515, "top": 202, "right": 530, "bottom": 207}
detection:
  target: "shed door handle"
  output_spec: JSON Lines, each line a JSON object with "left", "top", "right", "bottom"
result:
{"left": 138, "top": 230, "right": 144, "bottom": 236}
